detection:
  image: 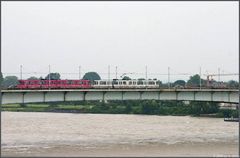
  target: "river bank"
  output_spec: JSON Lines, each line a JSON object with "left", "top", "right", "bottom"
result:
{"left": 1, "top": 100, "right": 238, "bottom": 118}
{"left": 2, "top": 141, "right": 238, "bottom": 157}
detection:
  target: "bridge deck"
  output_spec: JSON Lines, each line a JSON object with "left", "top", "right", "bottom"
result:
{"left": 1, "top": 88, "right": 238, "bottom": 92}
{"left": 1, "top": 88, "right": 239, "bottom": 104}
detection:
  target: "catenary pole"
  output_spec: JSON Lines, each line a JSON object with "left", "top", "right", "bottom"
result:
{"left": 20, "top": 65, "right": 22, "bottom": 80}
{"left": 200, "top": 67, "right": 202, "bottom": 89}
{"left": 48, "top": 65, "right": 51, "bottom": 90}
{"left": 168, "top": 67, "right": 170, "bottom": 89}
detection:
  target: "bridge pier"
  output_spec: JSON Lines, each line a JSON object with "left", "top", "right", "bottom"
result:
{"left": 211, "top": 91, "right": 214, "bottom": 102}
{"left": 63, "top": 91, "right": 67, "bottom": 102}
{"left": 103, "top": 91, "right": 106, "bottom": 102}
{"left": 139, "top": 91, "right": 143, "bottom": 100}
{"left": 228, "top": 92, "right": 230, "bottom": 103}
{"left": 22, "top": 92, "right": 26, "bottom": 104}
{"left": 43, "top": 92, "right": 46, "bottom": 103}
{"left": 83, "top": 92, "right": 86, "bottom": 101}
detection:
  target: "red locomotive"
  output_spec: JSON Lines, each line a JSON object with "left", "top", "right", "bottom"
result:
{"left": 16, "top": 79, "right": 92, "bottom": 89}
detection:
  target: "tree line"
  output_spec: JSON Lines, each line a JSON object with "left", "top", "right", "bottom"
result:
{"left": 2, "top": 100, "right": 238, "bottom": 118}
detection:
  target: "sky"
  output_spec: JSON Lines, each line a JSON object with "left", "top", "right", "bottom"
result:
{"left": 1, "top": 2, "right": 239, "bottom": 82}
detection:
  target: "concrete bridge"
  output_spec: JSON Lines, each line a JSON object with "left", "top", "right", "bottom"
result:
{"left": 1, "top": 89, "right": 239, "bottom": 104}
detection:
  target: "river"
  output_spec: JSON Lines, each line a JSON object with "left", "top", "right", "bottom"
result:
{"left": 1, "top": 112, "right": 238, "bottom": 157}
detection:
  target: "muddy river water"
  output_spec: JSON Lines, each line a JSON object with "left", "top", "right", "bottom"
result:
{"left": 1, "top": 112, "right": 238, "bottom": 157}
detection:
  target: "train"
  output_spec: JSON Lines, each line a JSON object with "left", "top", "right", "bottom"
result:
{"left": 14, "top": 79, "right": 161, "bottom": 89}
{"left": 10, "top": 78, "right": 231, "bottom": 90}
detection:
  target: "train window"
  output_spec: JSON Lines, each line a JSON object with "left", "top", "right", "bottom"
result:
{"left": 137, "top": 81, "right": 143, "bottom": 85}
{"left": 94, "top": 81, "right": 98, "bottom": 85}
{"left": 100, "top": 81, "right": 106, "bottom": 85}
{"left": 119, "top": 82, "right": 122, "bottom": 85}
{"left": 149, "top": 81, "right": 154, "bottom": 85}
{"left": 112, "top": 80, "right": 117, "bottom": 85}
{"left": 129, "top": 81, "right": 132, "bottom": 85}
{"left": 123, "top": 81, "right": 126, "bottom": 85}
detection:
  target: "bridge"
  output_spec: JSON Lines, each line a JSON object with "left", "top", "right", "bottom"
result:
{"left": 1, "top": 89, "right": 239, "bottom": 104}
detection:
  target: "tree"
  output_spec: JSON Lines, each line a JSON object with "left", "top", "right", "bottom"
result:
{"left": 189, "top": 101, "right": 219, "bottom": 116}
{"left": 2, "top": 76, "right": 19, "bottom": 88}
{"left": 227, "top": 80, "right": 239, "bottom": 88}
{"left": 187, "top": 74, "right": 205, "bottom": 87}
{"left": 0, "top": 72, "right": 3, "bottom": 87}
{"left": 45, "top": 73, "right": 61, "bottom": 80}
{"left": 173, "top": 80, "right": 186, "bottom": 87}
{"left": 82, "top": 72, "right": 101, "bottom": 82}
{"left": 28, "top": 76, "right": 39, "bottom": 80}
{"left": 122, "top": 76, "right": 131, "bottom": 80}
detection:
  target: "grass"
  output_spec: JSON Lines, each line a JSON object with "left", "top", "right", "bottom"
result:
{"left": 1, "top": 103, "right": 88, "bottom": 112}
{"left": 26, "top": 104, "right": 50, "bottom": 108}
{"left": 1, "top": 104, "right": 21, "bottom": 108}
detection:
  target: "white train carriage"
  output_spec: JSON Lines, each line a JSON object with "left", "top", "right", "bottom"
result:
{"left": 93, "top": 80, "right": 112, "bottom": 88}
{"left": 93, "top": 79, "right": 160, "bottom": 89}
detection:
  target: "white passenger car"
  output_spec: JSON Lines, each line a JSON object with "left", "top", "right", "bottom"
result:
{"left": 93, "top": 79, "right": 160, "bottom": 89}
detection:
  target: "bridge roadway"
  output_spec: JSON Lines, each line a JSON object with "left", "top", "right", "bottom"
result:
{"left": 1, "top": 88, "right": 239, "bottom": 104}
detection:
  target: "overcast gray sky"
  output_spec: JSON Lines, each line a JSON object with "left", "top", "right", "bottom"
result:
{"left": 2, "top": 2, "right": 239, "bottom": 82}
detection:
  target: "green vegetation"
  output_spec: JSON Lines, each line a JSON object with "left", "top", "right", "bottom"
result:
{"left": 45, "top": 73, "right": 61, "bottom": 80}
{"left": 1, "top": 100, "right": 238, "bottom": 118}
{"left": 82, "top": 72, "right": 101, "bottom": 81}
{"left": 1, "top": 76, "right": 19, "bottom": 88}
{"left": 0, "top": 72, "right": 3, "bottom": 86}
{"left": 186, "top": 74, "right": 206, "bottom": 87}
{"left": 27, "top": 76, "right": 39, "bottom": 80}
{"left": 122, "top": 76, "right": 131, "bottom": 80}
{"left": 227, "top": 80, "right": 239, "bottom": 88}
{"left": 173, "top": 80, "right": 186, "bottom": 87}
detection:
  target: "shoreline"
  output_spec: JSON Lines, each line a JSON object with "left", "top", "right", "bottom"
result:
{"left": 2, "top": 101, "right": 238, "bottom": 118}
{"left": 2, "top": 141, "right": 238, "bottom": 157}
{"left": 1, "top": 110, "right": 227, "bottom": 118}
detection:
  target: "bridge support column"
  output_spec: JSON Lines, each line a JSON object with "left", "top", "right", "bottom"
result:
{"left": 63, "top": 91, "right": 67, "bottom": 102}
{"left": 103, "top": 91, "right": 106, "bottom": 102}
{"left": 228, "top": 92, "right": 231, "bottom": 103}
{"left": 193, "top": 91, "right": 196, "bottom": 101}
{"left": 43, "top": 92, "right": 46, "bottom": 103}
{"left": 211, "top": 91, "right": 214, "bottom": 102}
{"left": 176, "top": 91, "right": 179, "bottom": 100}
{"left": 139, "top": 92, "right": 143, "bottom": 100}
{"left": 121, "top": 91, "right": 124, "bottom": 100}
{"left": 83, "top": 92, "right": 87, "bottom": 101}
{"left": 22, "top": 92, "right": 26, "bottom": 104}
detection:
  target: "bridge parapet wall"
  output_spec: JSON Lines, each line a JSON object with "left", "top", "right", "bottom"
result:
{"left": 1, "top": 89, "right": 239, "bottom": 104}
